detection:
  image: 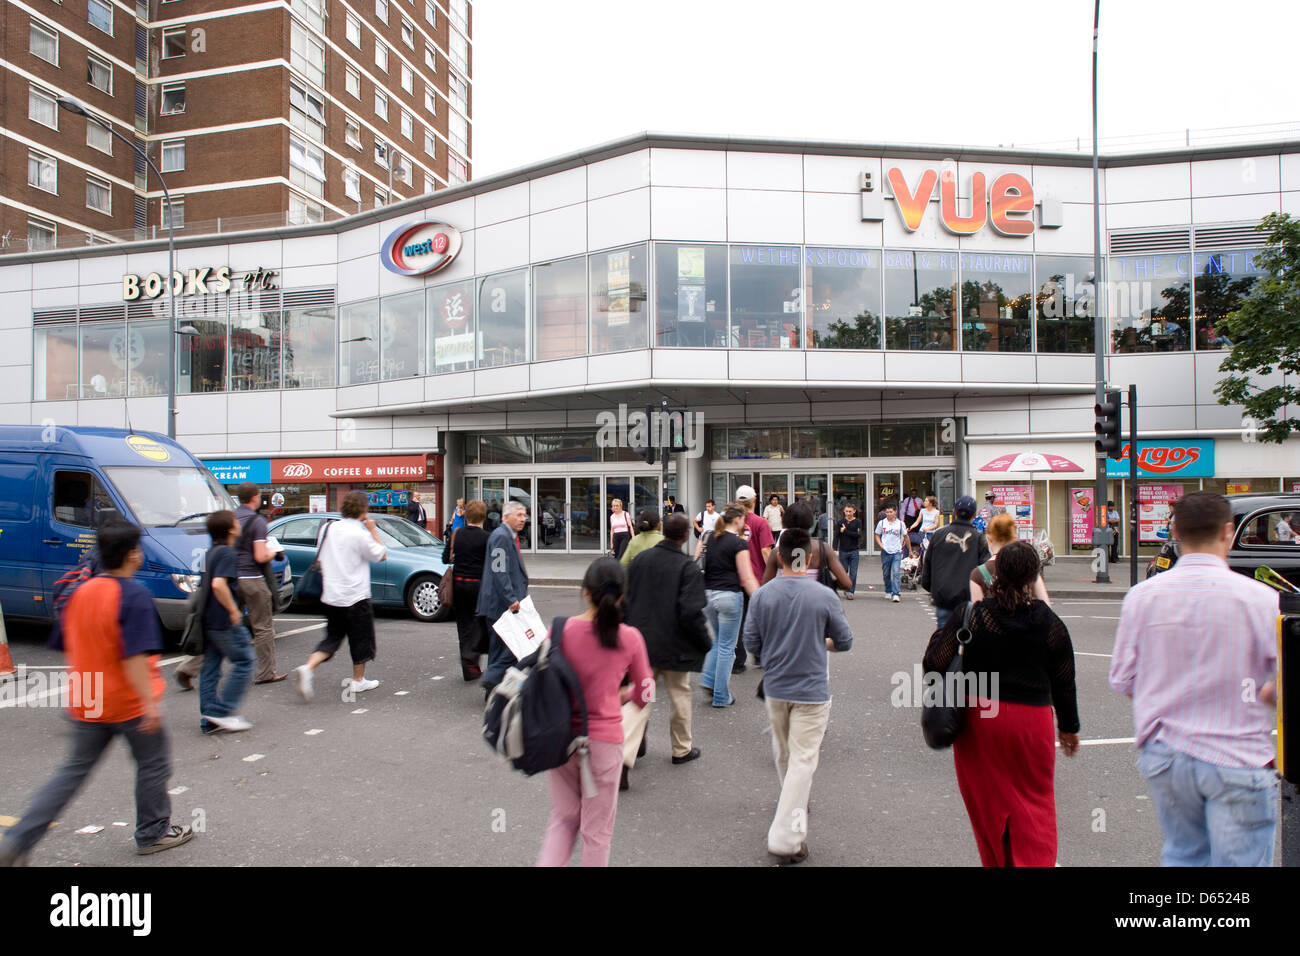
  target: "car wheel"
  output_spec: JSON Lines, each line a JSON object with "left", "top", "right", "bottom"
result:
{"left": 405, "top": 574, "right": 444, "bottom": 622}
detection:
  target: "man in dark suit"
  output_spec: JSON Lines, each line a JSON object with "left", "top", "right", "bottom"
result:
{"left": 621, "top": 514, "right": 711, "bottom": 785}
{"left": 476, "top": 500, "right": 530, "bottom": 694}
{"left": 406, "top": 492, "right": 428, "bottom": 528}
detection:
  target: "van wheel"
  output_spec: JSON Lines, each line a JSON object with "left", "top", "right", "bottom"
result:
{"left": 406, "top": 574, "right": 445, "bottom": 622}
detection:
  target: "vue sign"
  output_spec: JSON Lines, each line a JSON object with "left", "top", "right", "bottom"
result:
{"left": 886, "top": 167, "right": 1035, "bottom": 237}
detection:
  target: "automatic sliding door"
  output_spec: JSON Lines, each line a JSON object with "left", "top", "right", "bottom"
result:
{"left": 570, "top": 476, "right": 601, "bottom": 551}
{"left": 537, "top": 477, "right": 566, "bottom": 550}
{"left": 832, "top": 473, "right": 866, "bottom": 550}
{"left": 509, "top": 478, "right": 533, "bottom": 551}
{"left": 794, "top": 473, "right": 829, "bottom": 541}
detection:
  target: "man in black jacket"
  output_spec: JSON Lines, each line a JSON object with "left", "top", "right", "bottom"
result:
{"left": 920, "top": 495, "right": 991, "bottom": 630}
{"left": 622, "top": 514, "right": 711, "bottom": 784}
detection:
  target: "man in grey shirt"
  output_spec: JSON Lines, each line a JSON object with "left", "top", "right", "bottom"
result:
{"left": 742, "top": 528, "right": 853, "bottom": 865}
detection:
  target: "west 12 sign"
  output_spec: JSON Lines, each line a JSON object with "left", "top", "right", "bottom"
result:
{"left": 380, "top": 221, "right": 463, "bottom": 276}
{"left": 886, "top": 167, "right": 1035, "bottom": 236}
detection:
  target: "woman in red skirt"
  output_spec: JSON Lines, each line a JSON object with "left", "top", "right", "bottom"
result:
{"left": 923, "top": 541, "right": 1080, "bottom": 866}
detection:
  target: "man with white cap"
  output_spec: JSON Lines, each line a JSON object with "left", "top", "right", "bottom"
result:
{"left": 733, "top": 485, "right": 773, "bottom": 673}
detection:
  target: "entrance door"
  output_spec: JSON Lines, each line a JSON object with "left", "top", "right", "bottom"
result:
{"left": 537, "top": 477, "right": 566, "bottom": 550}
{"left": 480, "top": 478, "right": 504, "bottom": 532}
{"left": 759, "top": 474, "right": 789, "bottom": 527}
{"left": 793, "top": 473, "right": 829, "bottom": 541}
{"left": 570, "top": 476, "right": 601, "bottom": 551}
{"left": 831, "top": 472, "right": 866, "bottom": 550}
{"left": 508, "top": 478, "right": 534, "bottom": 551}
{"left": 871, "top": 471, "right": 901, "bottom": 520}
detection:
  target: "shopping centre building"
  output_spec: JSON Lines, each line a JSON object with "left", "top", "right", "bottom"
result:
{"left": 1, "top": 132, "right": 1297, "bottom": 555}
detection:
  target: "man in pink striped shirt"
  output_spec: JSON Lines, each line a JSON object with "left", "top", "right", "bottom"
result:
{"left": 1110, "top": 491, "right": 1279, "bottom": 866}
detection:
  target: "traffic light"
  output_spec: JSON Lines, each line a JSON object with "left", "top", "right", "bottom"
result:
{"left": 1095, "top": 389, "right": 1123, "bottom": 459}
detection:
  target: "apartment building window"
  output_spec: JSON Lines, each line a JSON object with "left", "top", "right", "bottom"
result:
{"left": 87, "top": 54, "right": 113, "bottom": 95}
{"left": 424, "top": 45, "right": 435, "bottom": 70}
{"left": 162, "top": 197, "right": 184, "bottom": 229}
{"left": 88, "top": 0, "right": 113, "bottom": 35}
{"left": 290, "top": 80, "right": 326, "bottom": 141}
{"left": 449, "top": 30, "right": 467, "bottom": 73}
{"left": 374, "top": 142, "right": 388, "bottom": 167}
{"left": 294, "top": 0, "right": 326, "bottom": 33}
{"left": 375, "top": 188, "right": 386, "bottom": 207}
{"left": 86, "top": 118, "right": 113, "bottom": 154}
{"left": 161, "top": 81, "right": 186, "bottom": 114}
{"left": 291, "top": 24, "right": 326, "bottom": 86}
{"left": 448, "top": 151, "right": 467, "bottom": 186}
{"left": 161, "top": 139, "right": 185, "bottom": 172}
{"left": 289, "top": 135, "right": 326, "bottom": 197}
{"left": 29, "top": 86, "right": 58, "bottom": 129}
{"left": 424, "top": 87, "right": 436, "bottom": 114}
{"left": 30, "top": 20, "right": 59, "bottom": 65}
{"left": 424, "top": 174, "right": 434, "bottom": 194}
{"left": 401, "top": 111, "right": 413, "bottom": 139}
{"left": 162, "top": 26, "right": 186, "bottom": 58}
{"left": 376, "top": 0, "right": 388, "bottom": 24}
{"left": 289, "top": 193, "right": 324, "bottom": 225}
{"left": 401, "top": 18, "right": 414, "bottom": 48}
{"left": 375, "top": 91, "right": 388, "bottom": 120}
{"left": 425, "top": 1, "right": 435, "bottom": 26}
{"left": 28, "top": 150, "right": 57, "bottom": 193}
{"left": 86, "top": 175, "right": 112, "bottom": 215}
{"left": 345, "top": 115, "right": 361, "bottom": 149}
{"left": 423, "top": 130, "right": 435, "bottom": 156}
{"left": 376, "top": 42, "right": 389, "bottom": 72}
{"left": 345, "top": 65, "right": 361, "bottom": 98}
{"left": 448, "top": 70, "right": 467, "bottom": 113}
{"left": 449, "top": 0, "right": 467, "bottom": 34}
{"left": 346, "top": 13, "right": 361, "bottom": 46}
{"left": 28, "top": 218, "right": 57, "bottom": 252}
{"left": 344, "top": 167, "right": 361, "bottom": 201}
{"left": 448, "top": 111, "right": 467, "bottom": 155}
{"left": 401, "top": 64, "right": 413, "bottom": 93}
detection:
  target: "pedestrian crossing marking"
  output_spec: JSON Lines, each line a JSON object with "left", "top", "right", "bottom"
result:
{"left": 242, "top": 753, "right": 265, "bottom": 762}
{"left": 304, "top": 728, "right": 324, "bottom": 735}
{"left": 351, "top": 708, "right": 368, "bottom": 714}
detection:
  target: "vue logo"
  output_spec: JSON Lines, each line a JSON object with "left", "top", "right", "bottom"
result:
{"left": 886, "top": 167, "right": 1035, "bottom": 237}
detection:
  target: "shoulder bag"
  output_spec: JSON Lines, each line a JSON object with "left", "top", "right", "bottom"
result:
{"left": 179, "top": 549, "right": 216, "bottom": 656}
{"left": 920, "top": 601, "right": 977, "bottom": 750}
{"left": 817, "top": 541, "right": 837, "bottom": 591}
{"left": 438, "top": 528, "right": 458, "bottom": 610}
{"left": 296, "top": 520, "right": 334, "bottom": 603}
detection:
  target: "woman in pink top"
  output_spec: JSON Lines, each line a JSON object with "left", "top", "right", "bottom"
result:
{"left": 609, "top": 499, "right": 633, "bottom": 560}
{"left": 537, "top": 557, "right": 652, "bottom": 867}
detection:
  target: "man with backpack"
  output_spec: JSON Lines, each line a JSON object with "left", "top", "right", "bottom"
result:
{"left": 920, "top": 495, "right": 991, "bottom": 629}
{"left": 478, "top": 501, "right": 532, "bottom": 696}
{"left": 621, "top": 514, "right": 711, "bottom": 788}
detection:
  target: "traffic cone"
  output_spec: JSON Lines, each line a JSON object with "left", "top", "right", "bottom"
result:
{"left": 0, "top": 609, "right": 15, "bottom": 677}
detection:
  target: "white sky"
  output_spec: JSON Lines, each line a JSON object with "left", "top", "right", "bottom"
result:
{"left": 471, "top": 0, "right": 1300, "bottom": 178}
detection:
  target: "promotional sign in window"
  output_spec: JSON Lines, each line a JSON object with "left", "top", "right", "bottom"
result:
{"left": 1106, "top": 440, "right": 1214, "bottom": 479}
{"left": 990, "top": 485, "right": 1034, "bottom": 539}
{"left": 203, "top": 458, "right": 271, "bottom": 484}
{"left": 1138, "top": 485, "right": 1184, "bottom": 543}
{"left": 606, "top": 250, "right": 631, "bottom": 327}
{"left": 1070, "top": 487, "right": 1095, "bottom": 548}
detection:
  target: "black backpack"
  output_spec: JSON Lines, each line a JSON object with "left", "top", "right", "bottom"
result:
{"left": 483, "top": 616, "right": 597, "bottom": 794}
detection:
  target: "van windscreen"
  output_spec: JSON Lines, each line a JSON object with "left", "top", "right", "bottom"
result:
{"left": 103, "top": 467, "right": 233, "bottom": 527}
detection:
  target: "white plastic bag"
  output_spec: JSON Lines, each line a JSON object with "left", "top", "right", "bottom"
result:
{"left": 491, "top": 595, "right": 547, "bottom": 661}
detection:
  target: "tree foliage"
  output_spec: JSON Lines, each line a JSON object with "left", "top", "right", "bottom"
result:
{"left": 1214, "top": 212, "right": 1300, "bottom": 444}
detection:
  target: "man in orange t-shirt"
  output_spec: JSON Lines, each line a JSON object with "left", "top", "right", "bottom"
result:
{"left": 0, "top": 519, "right": 194, "bottom": 865}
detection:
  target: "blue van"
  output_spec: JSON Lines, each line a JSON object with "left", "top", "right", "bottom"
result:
{"left": 0, "top": 425, "right": 289, "bottom": 632}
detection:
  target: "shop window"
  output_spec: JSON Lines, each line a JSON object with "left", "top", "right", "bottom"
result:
{"left": 339, "top": 299, "right": 379, "bottom": 385}
{"left": 792, "top": 426, "right": 864, "bottom": 459}
{"left": 1035, "top": 255, "right": 1095, "bottom": 353}
{"left": 806, "top": 247, "right": 882, "bottom": 350}
{"left": 179, "top": 318, "right": 228, "bottom": 393}
{"left": 535, "top": 432, "right": 599, "bottom": 463}
{"left": 80, "top": 320, "right": 125, "bottom": 397}
{"left": 34, "top": 323, "right": 79, "bottom": 400}
{"left": 428, "top": 279, "right": 475, "bottom": 373}
{"left": 476, "top": 270, "right": 527, "bottom": 367}
{"left": 380, "top": 290, "right": 424, "bottom": 379}
{"left": 283, "top": 305, "right": 335, "bottom": 388}
{"left": 589, "top": 245, "right": 648, "bottom": 354}
{"left": 655, "top": 243, "right": 727, "bottom": 347}
{"left": 1193, "top": 248, "right": 1266, "bottom": 350}
{"left": 871, "top": 423, "right": 935, "bottom": 457}
{"left": 1109, "top": 250, "right": 1191, "bottom": 353}
{"left": 533, "top": 257, "right": 587, "bottom": 362}
{"left": 728, "top": 427, "right": 791, "bottom": 460}
{"left": 230, "top": 304, "right": 281, "bottom": 390}
{"left": 959, "top": 252, "right": 1033, "bottom": 352}
{"left": 884, "top": 249, "right": 958, "bottom": 351}
{"left": 729, "top": 245, "right": 802, "bottom": 348}
{"left": 478, "top": 433, "right": 532, "bottom": 465}
{"left": 126, "top": 319, "right": 172, "bottom": 397}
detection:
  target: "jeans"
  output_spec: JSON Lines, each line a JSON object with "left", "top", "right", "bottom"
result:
{"left": 699, "top": 589, "right": 743, "bottom": 706}
{"left": 935, "top": 606, "right": 953, "bottom": 629}
{"left": 838, "top": 549, "right": 859, "bottom": 594}
{"left": 1136, "top": 738, "right": 1278, "bottom": 866}
{"left": 881, "top": 551, "right": 902, "bottom": 596}
{"left": 0, "top": 716, "right": 173, "bottom": 860}
{"left": 199, "top": 624, "right": 255, "bottom": 733}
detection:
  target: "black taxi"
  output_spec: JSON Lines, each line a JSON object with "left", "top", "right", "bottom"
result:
{"left": 1145, "top": 493, "right": 1300, "bottom": 589}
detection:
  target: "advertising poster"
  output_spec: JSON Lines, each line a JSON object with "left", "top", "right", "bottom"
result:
{"left": 606, "top": 250, "right": 631, "bottom": 326}
{"left": 308, "top": 495, "right": 327, "bottom": 513}
{"left": 1225, "top": 482, "right": 1250, "bottom": 495}
{"left": 991, "top": 485, "right": 1034, "bottom": 539}
{"left": 1070, "top": 487, "right": 1095, "bottom": 548}
{"left": 677, "top": 246, "right": 706, "bottom": 327}
{"left": 1138, "top": 485, "right": 1183, "bottom": 543}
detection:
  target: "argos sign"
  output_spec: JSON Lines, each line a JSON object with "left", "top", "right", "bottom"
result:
{"left": 380, "top": 221, "right": 462, "bottom": 277}
{"left": 884, "top": 167, "right": 1040, "bottom": 237}
{"left": 1106, "top": 440, "right": 1215, "bottom": 479}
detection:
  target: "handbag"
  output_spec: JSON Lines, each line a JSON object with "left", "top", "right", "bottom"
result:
{"left": 438, "top": 528, "right": 458, "bottom": 610}
{"left": 920, "top": 601, "right": 977, "bottom": 750}
{"left": 179, "top": 550, "right": 216, "bottom": 656}
{"left": 816, "top": 541, "right": 837, "bottom": 591}
{"left": 297, "top": 520, "right": 333, "bottom": 602}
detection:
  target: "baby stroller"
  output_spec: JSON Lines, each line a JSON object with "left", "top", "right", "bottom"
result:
{"left": 900, "top": 534, "right": 927, "bottom": 590}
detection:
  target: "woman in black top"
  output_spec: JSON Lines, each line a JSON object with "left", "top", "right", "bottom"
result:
{"left": 922, "top": 541, "right": 1080, "bottom": 866}
{"left": 447, "top": 499, "right": 490, "bottom": 681}
{"left": 699, "top": 506, "right": 759, "bottom": 707}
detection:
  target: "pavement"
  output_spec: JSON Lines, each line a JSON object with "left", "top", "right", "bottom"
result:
{"left": 0, "top": 590, "right": 1170, "bottom": 867}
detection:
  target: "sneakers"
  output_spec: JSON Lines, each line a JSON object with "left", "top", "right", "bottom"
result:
{"left": 201, "top": 714, "right": 253, "bottom": 732}
{"left": 294, "top": 664, "right": 314, "bottom": 702}
{"left": 892, "top": 594, "right": 901, "bottom": 603}
{"left": 844, "top": 592, "right": 854, "bottom": 600}
{"left": 349, "top": 677, "right": 379, "bottom": 694}
{"left": 136, "top": 824, "right": 195, "bottom": 856}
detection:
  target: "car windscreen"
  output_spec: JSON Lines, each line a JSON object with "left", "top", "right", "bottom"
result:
{"left": 103, "top": 466, "right": 232, "bottom": 527}
{"left": 374, "top": 516, "right": 440, "bottom": 549}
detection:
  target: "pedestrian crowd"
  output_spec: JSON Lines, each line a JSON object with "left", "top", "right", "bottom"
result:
{"left": 0, "top": 480, "right": 1282, "bottom": 870}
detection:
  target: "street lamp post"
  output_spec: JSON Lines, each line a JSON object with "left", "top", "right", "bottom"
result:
{"left": 57, "top": 97, "right": 185, "bottom": 439}
{"left": 1089, "top": 1, "right": 1112, "bottom": 584}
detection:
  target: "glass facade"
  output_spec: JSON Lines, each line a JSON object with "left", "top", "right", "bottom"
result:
{"left": 1035, "top": 255, "right": 1095, "bottom": 353}
{"left": 1192, "top": 248, "right": 1267, "bottom": 350}
{"left": 729, "top": 245, "right": 802, "bottom": 348}
{"left": 805, "top": 247, "right": 881, "bottom": 350}
{"left": 655, "top": 243, "right": 727, "bottom": 347}
{"left": 590, "top": 245, "right": 648, "bottom": 353}
{"left": 1109, "top": 250, "right": 1192, "bottom": 353}
{"left": 958, "top": 252, "right": 1032, "bottom": 352}
{"left": 533, "top": 257, "right": 587, "bottom": 362}
{"left": 884, "top": 250, "right": 958, "bottom": 351}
